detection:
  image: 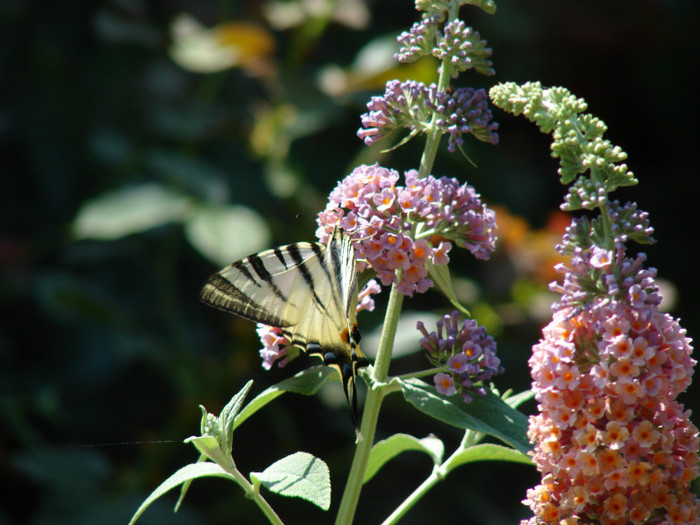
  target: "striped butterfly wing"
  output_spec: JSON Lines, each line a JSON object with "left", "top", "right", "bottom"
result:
{"left": 200, "top": 230, "right": 368, "bottom": 428}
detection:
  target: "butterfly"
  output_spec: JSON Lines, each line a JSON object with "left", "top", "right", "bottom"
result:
{"left": 200, "top": 229, "right": 369, "bottom": 428}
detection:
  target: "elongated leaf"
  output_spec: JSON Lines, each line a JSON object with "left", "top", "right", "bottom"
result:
{"left": 425, "top": 261, "right": 470, "bottom": 316}
{"left": 72, "top": 183, "right": 191, "bottom": 240}
{"left": 234, "top": 367, "right": 333, "bottom": 430}
{"left": 504, "top": 389, "right": 534, "bottom": 410}
{"left": 399, "top": 378, "right": 531, "bottom": 455}
{"left": 364, "top": 433, "right": 444, "bottom": 483}
{"left": 183, "top": 436, "right": 227, "bottom": 466}
{"left": 251, "top": 452, "right": 331, "bottom": 511}
{"left": 221, "top": 380, "right": 254, "bottom": 452}
{"left": 184, "top": 204, "right": 270, "bottom": 267}
{"left": 445, "top": 443, "right": 532, "bottom": 474}
{"left": 128, "top": 462, "right": 237, "bottom": 525}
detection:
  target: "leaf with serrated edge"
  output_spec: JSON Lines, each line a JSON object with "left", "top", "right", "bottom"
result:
{"left": 364, "top": 433, "right": 444, "bottom": 483}
{"left": 400, "top": 377, "right": 531, "bottom": 455}
{"left": 251, "top": 452, "right": 331, "bottom": 511}
{"left": 234, "top": 367, "right": 333, "bottom": 430}
{"left": 128, "top": 462, "right": 237, "bottom": 525}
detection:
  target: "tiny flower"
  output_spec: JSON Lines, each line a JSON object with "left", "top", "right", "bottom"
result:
{"left": 590, "top": 246, "right": 613, "bottom": 268}
{"left": 435, "top": 372, "right": 456, "bottom": 395}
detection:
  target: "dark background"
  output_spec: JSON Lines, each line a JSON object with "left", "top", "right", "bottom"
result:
{"left": 2, "top": 1, "right": 698, "bottom": 524}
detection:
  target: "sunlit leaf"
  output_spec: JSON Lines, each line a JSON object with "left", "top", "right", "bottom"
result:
{"left": 251, "top": 452, "right": 331, "bottom": 510}
{"left": 445, "top": 443, "right": 532, "bottom": 474}
{"left": 400, "top": 378, "right": 531, "bottom": 455}
{"left": 72, "top": 183, "right": 191, "bottom": 241}
{"left": 184, "top": 204, "right": 271, "bottom": 267}
{"left": 234, "top": 367, "right": 334, "bottom": 430}
{"left": 364, "top": 433, "right": 444, "bottom": 483}
{"left": 426, "top": 261, "right": 470, "bottom": 316}
{"left": 128, "top": 462, "right": 238, "bottom": 525}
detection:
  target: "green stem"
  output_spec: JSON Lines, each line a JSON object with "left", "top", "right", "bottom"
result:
{"left": 417, "top": 3, "right": 459, "bottom": 179}
{"left": 381, "top": 431, "right": 477, "bottom": 525}
{"left": 381, "top": 465, "right": 441, "bottom": 525}
{"left": 223, "top": 461, "right": 284, "bottom": 525}
{"left": 335, "top": 284, "right": 404, "bottom": 525}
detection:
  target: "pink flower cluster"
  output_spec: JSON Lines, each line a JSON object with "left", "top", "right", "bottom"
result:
{"left": 316, "top": 163, "right": 497, "bottom": 297}
{"left": 523, "top": 247, "right": 700, "bottom": 524}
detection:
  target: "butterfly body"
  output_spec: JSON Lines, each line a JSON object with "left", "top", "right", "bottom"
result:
{"left": 200, "top": 230, "right": 368, "bottom": 427}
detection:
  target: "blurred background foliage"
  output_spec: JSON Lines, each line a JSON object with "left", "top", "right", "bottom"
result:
{"left": 2, "top": 0, "right": 698, "bottom": 524}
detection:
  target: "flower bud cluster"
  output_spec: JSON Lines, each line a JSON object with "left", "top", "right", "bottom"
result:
{"left": 434, "top": 19, "right": 494, "bottom": 77}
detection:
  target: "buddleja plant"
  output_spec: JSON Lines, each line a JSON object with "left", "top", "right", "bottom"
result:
{"left": 130, "top": 1, "right": 699, "bottom": 524}
{"left": 490, "top": 83, "right": 700, "bottom": 523}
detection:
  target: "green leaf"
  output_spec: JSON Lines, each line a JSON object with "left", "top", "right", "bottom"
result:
{"left": 364, "top": 433, "right": 444, "bottom": 483}
{"left": 220, "top": 380, "right": 254, "bottom": 453}
{"left": 183, "top": 436, "right": 232, "bottom": 468}
{"left": 251, "top": 452, "right": 331, "bottom": 511}
{"left": 234, "top": 367, "right": 334, "bottom": 430}
{"left": 184, "top": 204, "right": 271, "bottom": 267}
{"left": 503, "top": 389, "right": 534, "bottom": 410}
{"left": 399, "top": 377, "right": 531, "bottom": 455}
{"left": 128, "top": 462, "right": 237, "bottom": 525}
{"left": 72, "top": 183, "right": 191, "bottom": 240}
{"left": 445, "top": 443, "right": 532, "bottom": 473}
{"left": 425, "top": 261, "right": 470, "bottom": 316}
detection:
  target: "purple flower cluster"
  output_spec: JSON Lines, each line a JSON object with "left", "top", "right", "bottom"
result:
{"left": 357, "top": 80, "right": 498, "bottom": 152}
{"left": 551, "top": 212, "right": 660, "bottom": 311}
{"left": 417, "top": 311, "right": 503, "bottom": 403}
{"left": 434, "top": 87, "right": 499, "bottom": 151}
{"left": 315, "top": 163, "right": 498, "bottom": 297}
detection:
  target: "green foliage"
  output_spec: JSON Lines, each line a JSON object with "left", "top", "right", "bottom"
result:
{"left": 131, "top": 380, "right": 332, "bottom": 524}
{"left": 364, "top": 434, "right": 445, "bottom": 483}
{"left": 399, "top": 378, "right": 531, "bottom": 455}
{"left": 489, "top": 81, "right": 638, "bottom": 211}
{"left": 251, "top": 452, "right": 331, "bottom": 511}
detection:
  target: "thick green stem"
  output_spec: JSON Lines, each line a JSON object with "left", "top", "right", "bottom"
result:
{"left": 337, "top": 6, "right": 465, "bottom": 522}
{"left": 335, "top": 285, "right": 404, "bottom": 525}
